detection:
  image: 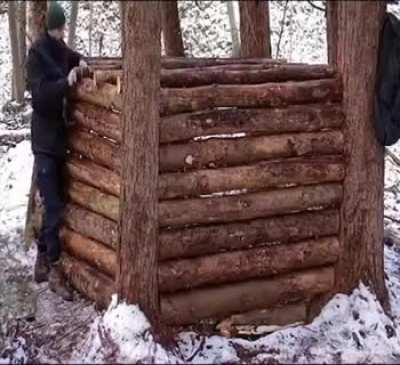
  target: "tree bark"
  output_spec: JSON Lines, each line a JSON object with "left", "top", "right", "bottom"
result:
{"left": 326, "top": 1, "right": 338, "bottom": 66}
{"left": 17, "top": 0, "right": 27, "bottom": 93}
{"left": 27, "top": 0, "right": 47, "bottom": 46}
{"left": 161, "top": 266, "right": 335, "bottom": 325}
{"left": 239, "top": 0, "right": 271, "bottom": 58}
{"left": 227, "top": 1, "right": 240, "bottom": 57}
{"left": 64, "top": 204, "right": 119, "bottom": 249}
{"left": 159, "top": 237, "right": 339, "bottom": 293}
{"left": 159, "top": 183, "right": 342, "bottom": 228}
{"left": 68, "top": 0, "right": 79, "bottom": 50}
{"left": 161, "top": 0, "right": 184, "bottom": 57}
{"left": 116, "top": 1, "right": 161, "bottom": 324}
{"left": 336, "top": 2, "right": 388, "bottom": 308}
{"left": 9, "top": 1, "right": 25, "bottom": 103}
{"left": 25, "top": 0, "right": 47, "bottom": 246}
{"left": 159, "top": 209, "right": 340, "bottom": 260}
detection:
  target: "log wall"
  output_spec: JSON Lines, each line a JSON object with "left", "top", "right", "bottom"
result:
{"left": 62, "top": 58, "right": 345, "bottom": 328}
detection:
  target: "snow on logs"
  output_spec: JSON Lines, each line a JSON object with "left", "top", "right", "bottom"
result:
{"left": 62, "top": 60, "right": 345, "bottom": 324}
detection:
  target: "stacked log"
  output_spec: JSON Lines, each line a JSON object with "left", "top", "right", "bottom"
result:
{"left": 63, "top": 59, "right": 345, "bottom": 326}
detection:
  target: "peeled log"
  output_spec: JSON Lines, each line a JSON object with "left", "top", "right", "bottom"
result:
{"left": 68, "top": 128, "right": 120, "bottom": 171}
{"left": 160, "top": 79, "right": 342, "bottom": 115}
{"left": 61, "top": 227, "right": 116, "bottom": 277}
{"left": 67, "top": 179, "right": 342, "bottom": 228}
{"left": 72, "top": 102, "right": 121, "bottom": 142}
{"left": 67, "top": 180, "right": 119, "bottom": 221}
{"left": 69, "top": 128, "right": 343, "bottom": 173}
{"left": 67, "top": 154, "right": 344, "bottom": 200}
{"left": 160, "top": 130, "right": 344, "bottom": 172}
{"left": 160, "top": 104, "right": 344, "bottom": 144}
{"left": 66, "top": 156, "right": 120, "bottom": 196}
{"left": 64, "top": 204, "right": 118, "bottom": 249}
{"left": 159, "top": 209, "right": 339, "bottom": 260}
{"left": 160, "top": 183, "right": 342, "bottom": 228}
{"left": 94, "top": 65, "right": 335, "bottom": 88}
{"left": 71, "top": 102, "right": 344, "bottom": 145}
{"left": 160, "top": 157, "right": 345, "bottom": 199}
{"left": 161, "top": 266, "right": 335, "bottom": 325}
{"left": 61, "top": 254, "right": 115, "bottom": 309}
{"left": 159, "top": 237, "right": 339, "bottom": 293}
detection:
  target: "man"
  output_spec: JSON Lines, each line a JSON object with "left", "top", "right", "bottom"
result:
{"left": 27, "top": 2, "right": 88, "bottom": 300}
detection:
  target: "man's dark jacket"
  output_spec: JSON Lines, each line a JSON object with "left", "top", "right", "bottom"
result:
{"left": 375, "top": 13, "right": 400, "bottom": 146}
{"left": 27, "top": 33, "right": 81, "bottom": 157}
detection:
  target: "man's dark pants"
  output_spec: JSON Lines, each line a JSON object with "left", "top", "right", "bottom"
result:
{"left": 35, "top": 153, "right": 65, "bottom": 264}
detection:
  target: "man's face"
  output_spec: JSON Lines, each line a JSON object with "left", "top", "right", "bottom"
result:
{"left": 51, "top": 25, "right": 66, "bottom": 41}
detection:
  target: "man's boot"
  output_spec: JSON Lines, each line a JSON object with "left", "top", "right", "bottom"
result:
{"left": 48, "top": 261, "right": 73, "bottom": 301}
{"left": 34, "top": 251, "right": 50, "bottom": 283}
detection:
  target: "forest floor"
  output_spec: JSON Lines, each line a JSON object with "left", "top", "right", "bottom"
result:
{"left": 2, "top": 109, "right": 400, "bottom": 364}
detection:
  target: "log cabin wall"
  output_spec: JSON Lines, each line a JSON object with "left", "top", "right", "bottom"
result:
{"left": 61, "top": 57, "right": 345, "bottom": 327}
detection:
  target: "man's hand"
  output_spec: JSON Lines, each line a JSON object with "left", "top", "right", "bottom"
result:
{"left": 79, "top": 59, "right": 89, "bottom": 70}
{"left": 67, "top": 67, "right": 79, "bottom": 87}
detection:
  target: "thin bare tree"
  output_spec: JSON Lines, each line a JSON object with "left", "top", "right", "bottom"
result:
{"left": 68, "top": 0, "right": 79, "bottom": 50}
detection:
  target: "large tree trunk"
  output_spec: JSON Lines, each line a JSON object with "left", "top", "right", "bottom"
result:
{"left": 116, "top": 2, "right": 161, "bottom": 324}
{"left": 336, "top": 2, "right": 388, "bottom": 309}
{"left": 326, "top": 1, "right": 338, "bottom": 66}
{"left": 25, "top": 0, "right": 47, "bottom": 247}
{"left": 9, "top": 1, "right": 24, "bottom": 103}
{"left": 227, "top": 1, "right": 240, "bottom": 57}
{"left": 161, "top": 0, "right": 184, "bottom": 57}
{"left": 27, "top": 1, "right": 47, "bottom": 47}
{"left": 68, "top": 0, "right": 79, "bottom": 50}
{"left": 239, "top": 0, "right": 271, "bottom": 58}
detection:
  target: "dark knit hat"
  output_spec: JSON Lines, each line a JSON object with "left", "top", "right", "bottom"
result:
{"left": 47, "top": 2, "right": 66, "bottom": 31}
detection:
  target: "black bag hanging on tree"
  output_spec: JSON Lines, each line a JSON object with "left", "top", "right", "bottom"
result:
{"left": 375, "top": 12, "right": 400, "bottom": 146}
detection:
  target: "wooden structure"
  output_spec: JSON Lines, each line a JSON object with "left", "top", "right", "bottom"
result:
{"left": 59, "top": 1, "right": 388, "bottom": 330}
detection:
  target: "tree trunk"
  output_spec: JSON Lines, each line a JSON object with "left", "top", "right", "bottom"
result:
{"left": 116, "top": 2, "right": 161, "bottom": 324}
{"left": 68, "top": 0, "right": 79, "bottom": 49}
{"left": 326, "top": 1, "right": 338, "bottom": 66}
{"left": 8, "top": 1, "right": 24, "bottom": 103}
{"left": 27, "top": 0, "right": 47, "bottom": 46}
{"left": 161, "top": 0, "right": 184, "bottom": 57}
{"left": 239, "top": 0, "right": 271, "bottom": 58}
{"left": 227, "top": 1, "right": 240, "bottom": 57}
{"left": 17, "top": 0, "right": 26, "bottom": 94}
{"left": 88, "top": 1, "right": 93, "bottom": 56}
{"left": 336, "top": 2, "right": 388, "bottom": 309}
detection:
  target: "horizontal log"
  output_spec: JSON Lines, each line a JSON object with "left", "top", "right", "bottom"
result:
{"left": 69, "top": 127, "right": 344, "bottom": 173}
{"left": 67, "top": 180, "right": 119, "bottom": 221}
{"left": 67, "top": 153, "right": 344, "bottom": 200}
{"left": 160, "top": 157, "right": 345, "bottom": 199}
{"left": 61, "top": 227, "right": 116, "bottom": 277}
{"left": 66, "top": 156, "right": 120, "bottom": 196}
{"left": 160, "top": 104, "right": 344, "bottom": 144}
{"left": 61, "top": 253, "right": 114, "bottom": 309}
{"left": 160, "top": 183, "right": 343, "bottom": 227}
{"left": 159, "top": 237, "right": 339, "bottom": 293}
{"left": 161, "top": 266, "right": 335, "bottom": 325}
{"left": 160, "top": 79, "right": 342, "bottom": 115}
{"left": 67, "top": 178, "right": 342, "bottom": 228}
{"left": 63, "top": 203, "right": 118, "bottom": 249}
{"left": 68, "top": 128, "right": 120, "bottom": 171}
{"left": 159, "top": 209, "right": 339, "bottom": 260}
{"left": 160, "top": 130, "right": 344, "bottom": 172}
{"left": 72, "top": 79, "right": 341, "bottom": 115}
{"left": 87, "top": 56, "right": 286, "bottom": 70}
{"left": 72, "top": 102, "right": 121, "bottom": 142}
{"left": 94, "top": 65, "right": 335, "bottom": 88}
